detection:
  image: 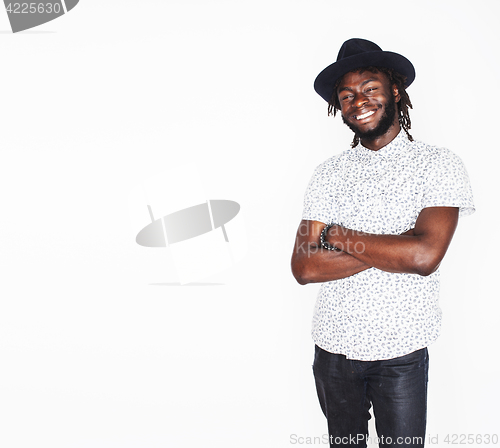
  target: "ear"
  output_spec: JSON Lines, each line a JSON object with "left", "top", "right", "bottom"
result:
{"left": 392, "top": 84, "right": 401, "bottom": 102}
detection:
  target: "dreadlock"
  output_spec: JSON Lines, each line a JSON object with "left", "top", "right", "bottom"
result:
{"left": 327, "top": 66, "right": 413, "bottom": 148}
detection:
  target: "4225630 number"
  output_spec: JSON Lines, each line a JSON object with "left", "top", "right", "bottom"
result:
{"left": 5, "top": 3, "right": 62, "bottom": 14}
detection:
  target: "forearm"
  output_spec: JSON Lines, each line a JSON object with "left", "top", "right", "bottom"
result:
{"left": 326, "top": 226, "right": 440, "bottom": 276}
{"left": 292, "top": 208, "right": 458, "bottom": 283}
{"left": 291, "top": 242, "right": 371, "bottom": 285}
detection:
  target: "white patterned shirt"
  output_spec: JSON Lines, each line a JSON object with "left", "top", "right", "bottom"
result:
{"left": 302, "top": 131, "right": 475, "bottom": 361}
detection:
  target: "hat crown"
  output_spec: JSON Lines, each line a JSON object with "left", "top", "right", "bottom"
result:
{"left": 337, "top": 38, "right": 382, "bottom": 62}
{"left": 313, "top": 38, "right": 415, "bottom": 102}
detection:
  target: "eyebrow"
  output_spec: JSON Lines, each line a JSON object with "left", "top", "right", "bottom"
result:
{"left": 337, "top": 78, "right": 379, "bottom": 93}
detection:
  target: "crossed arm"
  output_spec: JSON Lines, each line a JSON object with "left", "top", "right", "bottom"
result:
{"left": 291, "top": 206, "right": 459, "bottom": 285}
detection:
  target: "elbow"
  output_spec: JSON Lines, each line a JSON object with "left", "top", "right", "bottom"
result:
{"left": 292, "top": 266, "right": 309, "bottom": 285}
{"left": 291, "top": 259, "right": 312, "bottom": 285}
{"left": 294, "top": 276, "right": 309, "bottom": 285}
{"left": 412, "top": 252, "right": 441, "bottom": 277}
{"left": 414, "top": 264, "right": 437, "bottom": 277}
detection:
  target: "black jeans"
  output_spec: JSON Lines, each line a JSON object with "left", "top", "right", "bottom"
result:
{"left": 313, "top": 345, "right": 429, "bottom": 447}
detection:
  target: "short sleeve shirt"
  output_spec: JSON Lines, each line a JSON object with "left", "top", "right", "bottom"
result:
{"left": 302, "top": 131, "right": 475, "bottom": 361}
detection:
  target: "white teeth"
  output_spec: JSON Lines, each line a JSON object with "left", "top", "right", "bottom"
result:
{"left": 356, "top": 110, "right": 375, "bottom": 120}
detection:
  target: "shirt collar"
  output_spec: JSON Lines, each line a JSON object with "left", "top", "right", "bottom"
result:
{"left": 357, "top": 129, "right": 411, "bottom": 156}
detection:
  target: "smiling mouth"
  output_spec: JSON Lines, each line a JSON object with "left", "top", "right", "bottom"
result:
{"left": 355, "top": 110, "right": 375, "bottom": 120}
{"left": 355, "top": 110, "right": 375, "bottom": 121}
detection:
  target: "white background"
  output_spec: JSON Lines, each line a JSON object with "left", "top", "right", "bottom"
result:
{"left": 0, "top": 1, "right": 498, "bottom": 447}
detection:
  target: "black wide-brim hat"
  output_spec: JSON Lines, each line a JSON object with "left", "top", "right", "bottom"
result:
{"left": 314, "top": 38, "right": 415, "bottom": 102}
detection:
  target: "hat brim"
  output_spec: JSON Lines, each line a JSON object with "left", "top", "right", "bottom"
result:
{"left": 314, "top": 51, "right": 415, "bottom": 102}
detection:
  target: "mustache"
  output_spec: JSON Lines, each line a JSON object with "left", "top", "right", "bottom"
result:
{"left": 341, "top": 97, "right": 398, "bottom": 140}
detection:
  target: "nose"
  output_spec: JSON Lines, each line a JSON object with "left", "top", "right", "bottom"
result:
{"left": 354, "top": 93, "right": 369, "bottom": 108}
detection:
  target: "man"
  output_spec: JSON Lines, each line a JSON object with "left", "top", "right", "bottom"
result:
{"left": 291, "top": 39, "right": 474, "bottom": 447}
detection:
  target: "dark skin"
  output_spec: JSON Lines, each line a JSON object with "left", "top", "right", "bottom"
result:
{"left": 291, "top": 70, "right": 459, "bottom": 285}
{"left": 339, "top": 70, "right": 401, "bottom": 150}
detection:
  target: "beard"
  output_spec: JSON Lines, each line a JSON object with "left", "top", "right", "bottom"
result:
{"left": 342, "top": 95, "right": 398, "bottom": 141}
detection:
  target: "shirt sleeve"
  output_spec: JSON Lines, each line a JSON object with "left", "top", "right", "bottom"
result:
{"left": 422, "top": 148, "right": 475, "bottom": 217}
{"left": 301, "top": 160, "right": 335, "bottom": 224}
